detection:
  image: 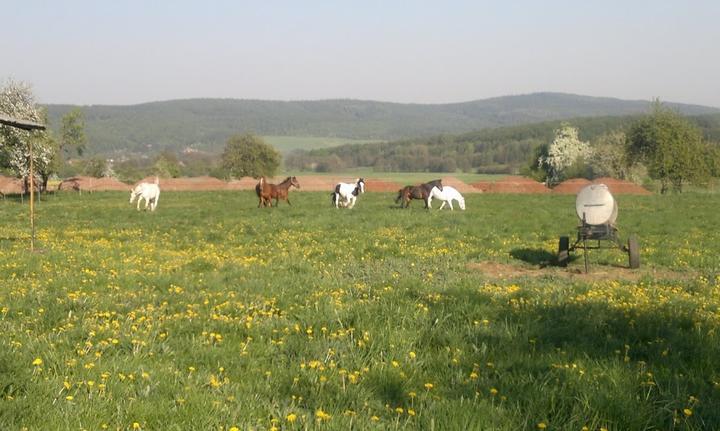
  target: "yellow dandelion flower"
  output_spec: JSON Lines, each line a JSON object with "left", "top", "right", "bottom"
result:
{"left": 684, "top": 408, "right": 693, "bottom": 417}
{"left": 371, "top": 416, "right": 380, "bottom": 422}
{"left": 424, "top": 382, "right": 434, "bottom": 390}
{"left": 408, "top": 409, "right": 416, "bottom": 416}
{"left": 65, "top": 395, "right": 74, "bottom": 401}
{"left": 132, "top": 423, "right": 141, "bottom": 430}
{"left": 490, "top": 388, "right": 498, "bottom": 396}
{"left": 409, "top": 351, "right": 416, "bottom": 359}
{"left": 32, "top": 358, "right": 43, "bottom": 366}
{"left": 537, "top": 422, "right": 547, "bottom": 429}
{"left": 315, "top": 409, "right": 331, "bottom": 421}
{"left": 286, "top": 413, "right": 297, "bottom": 423}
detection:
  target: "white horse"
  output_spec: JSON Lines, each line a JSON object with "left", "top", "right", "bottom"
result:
{"left": 130, "top": 177, "right": 160, "bottom": 211}
{"left": 332, "top": 178, "right": 365, "bottom": 209}
{"left": 428, "top": 185, "right": 465, "bottom": 210}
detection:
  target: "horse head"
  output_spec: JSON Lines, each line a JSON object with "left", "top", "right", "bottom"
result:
{"left": 357, "top": 178, "right": 365, "bottom": 194}
{"left": 395, "top": 188, "right": 406, "bottom": 204}
{"left": 290, "top": 176, "right": 301, "bottom": 189}
{"left": 425, "top": 179, "right": 443, "bottom": 192}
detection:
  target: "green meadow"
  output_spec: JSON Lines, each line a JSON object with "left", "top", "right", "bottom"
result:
{"left": 262, "top": 136, "right": 381, "bottom": 153}
{"left": 1, "top": 191, "right": 719, "bottom": 430}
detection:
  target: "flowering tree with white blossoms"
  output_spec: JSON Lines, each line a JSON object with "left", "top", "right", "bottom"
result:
{"left": 0, "top": 79, "right": 55, "bottom": 191}
{"left": 538, "top": 125, "right": 591, "bottom": 186}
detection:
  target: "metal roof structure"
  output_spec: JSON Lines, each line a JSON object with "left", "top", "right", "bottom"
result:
{"left": 0, "top": 113, "right": 46, "bottom": 130}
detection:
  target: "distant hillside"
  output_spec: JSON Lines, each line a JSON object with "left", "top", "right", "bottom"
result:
{"left": 286, "top": 113, "right": 720, "bottom": 174}
{"left": 44, "top": 93, "right": 718, "bottom": 156}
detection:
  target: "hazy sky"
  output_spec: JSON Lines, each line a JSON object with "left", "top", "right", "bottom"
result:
{"left": 3, "top": 0, "right": 719, "bottom": 107}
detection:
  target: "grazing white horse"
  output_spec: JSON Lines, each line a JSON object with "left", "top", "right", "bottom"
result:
{"left": 332, "top": 178, "right": 365, "bottom": 209}
{"left": 428, "top": 185, "right": 465, "bottom": 210}
{"left": 130, "top": 177, "right": 160, "bottom": 211}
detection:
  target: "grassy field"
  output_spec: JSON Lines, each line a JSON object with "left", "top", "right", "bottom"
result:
{"left": 262, "top": 136, "right": 381, "bottom": 153}
{"left": 1, "top": 191, "right": 719, "bottom": 430}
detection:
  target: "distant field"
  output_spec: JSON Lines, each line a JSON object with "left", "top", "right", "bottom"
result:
{"left": 292, "top": 170, "right": 506, "bottom": 184}
{"left": 263, "top": 136, "right": 381, "bottom": 152}
{"left": 2, "top": 192, "right": 719, "bottom": 430}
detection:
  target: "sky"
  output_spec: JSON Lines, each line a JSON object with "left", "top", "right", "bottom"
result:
{"left": 2, "top": 0, "right": 719, "bottom": 107}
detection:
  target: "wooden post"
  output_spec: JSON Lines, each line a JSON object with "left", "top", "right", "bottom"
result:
{"left": 29, "top": 137, "right": 35, "bottom": 252}
{"left": 0, "top": 115, "right": 45, "bottom": 252}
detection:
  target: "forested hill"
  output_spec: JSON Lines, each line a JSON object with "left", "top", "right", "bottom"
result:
{"left": 45, "top": 93, "right": 718, "bottom": 155}
{"left": 286, "top": 112, "right": 720, "bottom": 174}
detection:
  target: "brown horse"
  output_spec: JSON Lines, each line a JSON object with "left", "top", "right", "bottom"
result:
{"left": 395, "top": 179, "right": 443, "bottom": 208}
{"left": 256, "top": 176, "right": 301, "bottom": 207}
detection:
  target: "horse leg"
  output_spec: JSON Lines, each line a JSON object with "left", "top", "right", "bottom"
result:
{"left": 439, "top": 201, "right": 446, "bottom": 210}
{"left": 447, "top": 200, "right": 454, "bottom": 211}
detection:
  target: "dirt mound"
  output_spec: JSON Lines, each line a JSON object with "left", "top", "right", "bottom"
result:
{"left": 57, "top": 177, "right": 81, "bottom": 191}
{"left": 472, "top": 176, "right": 550, "bottom": 194}
{"left": 364, "top": 178, "right": 403, "bottom": 192}
{"left": 91, "top": 177, "right": 129, "bottom": 191}
{"left": 592, "top": 177, "right": 651, "bottom": 195}
{"left": 135, "top": 176, "right": 226, "bottom": 191}
{"left": 552, "top": 177, "right": 651, "bottom": 195}
{"left": 291, "top": 176, "right": 337, "bottom": 191}
{"left": 0, "top": 176, "right": 24, "bottom": 195}
{"left": 552, "top": 178, "right": 592, "bottom": 194}
{"left": 226, "top": 176, "right": 335, "bottom": 192}
{"left": 226, "top": 177, "right": 258, "bottom": 190}
{"left": 58, "top": 176, "right": 129, "bottom": 192}
{"left": 471, "top": 181, "right": 492, "bottom": 192}
{"left": 441, "top": 177, "right": 481, "bottom": 193}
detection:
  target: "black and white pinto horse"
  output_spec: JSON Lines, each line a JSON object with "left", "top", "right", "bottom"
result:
{"left": 331, "top": 178, "right": 365, "bottom": 209}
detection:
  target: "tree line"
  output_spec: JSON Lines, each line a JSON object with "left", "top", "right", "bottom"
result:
{"left": 285, "top": 108, "right": 720, "bottom": 191}
{"left": 1, "top": 79, "right": 282, "bottom": 187}
{"left": 0, "top": 79, "right": 87, "bottom": 191}
{"left": 4, "top": 78, "right": 718, "bottom": 193}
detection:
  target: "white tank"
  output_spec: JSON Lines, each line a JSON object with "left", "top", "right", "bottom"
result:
{"left": 575, "top": 184, "right": 617, "bottom": 225}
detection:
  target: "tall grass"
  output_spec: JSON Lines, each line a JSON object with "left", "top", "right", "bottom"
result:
{"left": 1, "top": 191, "right": 718, "bottom": 430}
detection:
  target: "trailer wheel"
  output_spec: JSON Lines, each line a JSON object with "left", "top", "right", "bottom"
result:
{"left": 558, "top": 236, "right": 570, "bottom": 267}
{"left": 628, "top": 235, "right": 640, "bottom": 269}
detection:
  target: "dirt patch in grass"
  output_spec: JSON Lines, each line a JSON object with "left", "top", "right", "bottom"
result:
{"left": 466, "top": 261, "right": 696, "bottom": 282}
{"left": 471, "top": 176, "right": 551, "bottom": 194}
{"left": 552, "top": 177, "right": 651, "bottom": 195}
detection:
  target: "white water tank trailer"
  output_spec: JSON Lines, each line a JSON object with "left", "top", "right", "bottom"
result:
{"left": 558, "top": 184, "right": 639, "bottom": 272}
